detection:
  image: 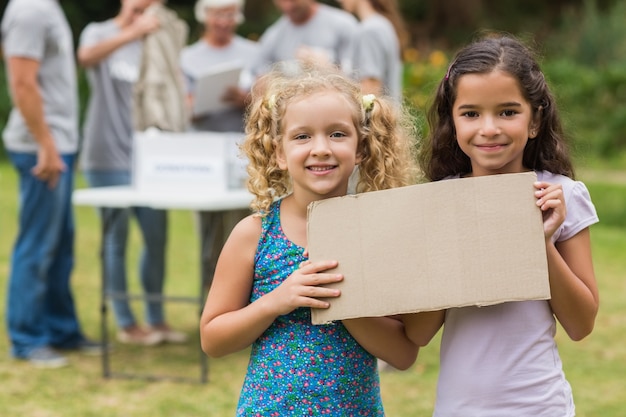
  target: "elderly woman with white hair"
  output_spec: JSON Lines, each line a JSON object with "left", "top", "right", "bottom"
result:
{"left": 180, "top": 0, "right": 257, "bottom": 133}
{"left": 180, "top": 0, "right": 257, "bottom": 291}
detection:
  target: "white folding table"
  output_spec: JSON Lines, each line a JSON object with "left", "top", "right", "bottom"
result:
{"left": 72, "top": 185, "right": 252, "bottom": 383}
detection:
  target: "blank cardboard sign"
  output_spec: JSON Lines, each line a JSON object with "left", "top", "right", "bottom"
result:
{"left": 307, "top": 172, "right": 550, "bottom": 325}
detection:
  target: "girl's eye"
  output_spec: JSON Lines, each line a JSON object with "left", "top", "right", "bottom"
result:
{"left": 462, "top": 111, "right": 479, "bottom": 118}
{"left": 330, "top": 131, "right": 346, "bottom": 138}
{"left": 501, "top": 109, "right": 518, "bottom": 117}
{"left": 294, "top": 134, "right": 309, "bottom": 140}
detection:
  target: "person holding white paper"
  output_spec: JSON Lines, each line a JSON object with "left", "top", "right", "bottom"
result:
{"left": 403, "top": 35, "right": 599, "bottom": 416}
{"left": 180, "top": 0, "right": 258, "bottom": 132}
{"left": 199, "top": 64, "right": 419, "bottom": 415}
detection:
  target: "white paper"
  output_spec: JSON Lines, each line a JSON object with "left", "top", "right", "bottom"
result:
{"left": 192, "top": 62, "right": 243, "bottom": 116}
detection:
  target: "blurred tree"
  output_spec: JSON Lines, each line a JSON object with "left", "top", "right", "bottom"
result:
{"left": 1, "top": 0, "right": 621, "bottom": 48}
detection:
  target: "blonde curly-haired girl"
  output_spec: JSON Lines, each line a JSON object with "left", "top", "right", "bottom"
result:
{"left": 200, "top": 63, "right": 419, "bottom": 415}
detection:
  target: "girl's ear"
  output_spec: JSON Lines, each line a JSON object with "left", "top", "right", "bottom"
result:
{"left": 529, "top": 106, "right": 542, "bottom": 139}
{"left": 355, "top": 149, "right": 364, "bottom": 165}
{"left": 275, "top": 140, "right": 288, "bottom": 170}
{"left": 355, "top": 137, "right": 366, "bottom": 165}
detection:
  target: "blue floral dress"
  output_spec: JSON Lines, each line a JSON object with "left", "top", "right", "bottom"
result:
{"left": 236, "top": 200, "right": 384, "bottom": 416}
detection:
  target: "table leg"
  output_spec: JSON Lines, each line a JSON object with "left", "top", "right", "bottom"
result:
{"left": 99, "top": 207, "right": 120, "bottom": 379}
{"left": 198, "top": 211, "right": 226, "bottom": 383}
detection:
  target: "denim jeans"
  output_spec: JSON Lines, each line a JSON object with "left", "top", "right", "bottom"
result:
{"left": 83, "top": 170, "right": 167, "bottom": 329}
{"left": 6, "top": 152, "right": 84, "bottom": 358}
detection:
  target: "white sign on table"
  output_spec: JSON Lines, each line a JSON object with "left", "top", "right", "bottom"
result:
{"left": 132, "top": 129, "right": 247, "bottom": 193}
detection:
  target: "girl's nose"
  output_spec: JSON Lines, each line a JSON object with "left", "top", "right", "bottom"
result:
{"left": 480, "top": 116, "right": 501, "bottom": 137}
{"left": 311, "top": 136, "right": 331, "bottom": 156}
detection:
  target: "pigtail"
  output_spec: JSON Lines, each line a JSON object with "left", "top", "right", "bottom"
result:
{"left": 357, "top": 96, "right": 419, "bottom": 192}
{"left": 241, "top": 88, "right": 291, "bottom": 215}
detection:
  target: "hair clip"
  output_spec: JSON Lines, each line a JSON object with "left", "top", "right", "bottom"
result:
{"left": 362, "top": 94, "right": 376, "bottom": 112}
{"left": 445, "top": 60, "right": 456, "bottom": 80}
{"left": 265, "top": 94, "right": 276, "bottom": 110}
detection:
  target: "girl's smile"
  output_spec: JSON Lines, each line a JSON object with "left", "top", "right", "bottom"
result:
{"left": 307, "top": 164, "right": 338, "bottom": 173}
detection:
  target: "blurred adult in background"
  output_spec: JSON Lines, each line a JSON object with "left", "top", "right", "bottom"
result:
{"left": 338, "top": 0, "right": 407, "bottom": 102}
{"left": 180, "top": 0, "right": 258, "bottom": 132}
{"left": 249, "top": 0, "right": 358, "bottom": 78}
{"left": 2, "top": 0, "right": 100, "bottom": 368}
{"left": 180, "top": 0, "right": 257, "bottom": 288}
{"left": 78, "top": 0, "right": 186, "bottom": 346}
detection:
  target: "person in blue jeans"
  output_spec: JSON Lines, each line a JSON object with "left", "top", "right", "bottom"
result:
{"left": 2, "top": 0, "right": 101, "bottom": 368}
{"left": 78, "top": 0, "right": 186, "bottom": 345}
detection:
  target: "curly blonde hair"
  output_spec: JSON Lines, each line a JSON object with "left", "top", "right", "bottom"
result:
{"left": 242, "top": 64, "right": 419, "bottom": 215}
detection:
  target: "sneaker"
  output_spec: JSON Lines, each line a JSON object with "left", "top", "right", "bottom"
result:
{"left": 117, "top": 327, "right": 164, "bottom": 346}
{"left": 24, "top": 346, "right": 68, "bottom": 369}
{"left": 153, "top": 328, "right": 189, "bottom": 343}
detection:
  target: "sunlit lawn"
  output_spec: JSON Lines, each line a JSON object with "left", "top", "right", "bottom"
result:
{"left": 0, "top": 161, "right": 624, "bottom": 416}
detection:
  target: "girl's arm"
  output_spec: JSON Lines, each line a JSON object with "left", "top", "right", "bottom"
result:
{"left": 200, "top": 215, "right": 343, "bottom": 357}
{"left": 342, "top": 316, "right": 418, "bottom": 370}
{"left": 535, "top": 182, "right": 599, "bottom": 341}
{"left": 401, "top": 310, "right": 445, "bottom": 347}
{"left": 548, "top": 230, "right": 598, "bottom": 340}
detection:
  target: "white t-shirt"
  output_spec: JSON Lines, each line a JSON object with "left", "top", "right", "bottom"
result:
{"left": 352, "top": 14, "right": 402, "bottom": 102}
{"left": 1, "top": 0, "right": 78, "bottom": 153}
{"left": 249, "top": 4, "right": 357, "bottom": 77}
{"left": 79, "top": 19, "right": 142, "bottom": 171}
{"left": 434, "top": 170, "right": 598, "bottom": 417}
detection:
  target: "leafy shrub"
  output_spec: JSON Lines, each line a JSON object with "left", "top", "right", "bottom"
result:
{"left": 543, "top": 60, "right": 626, "bottom": 159}
{"left": 544, "top": 0, "right": 626, "bottom": 160}
{"left": 402, "top": 49, "right": 449, "bottom": 141}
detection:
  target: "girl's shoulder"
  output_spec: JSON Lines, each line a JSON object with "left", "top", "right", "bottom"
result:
{"left": 241, "top": 200, "right": 282, "bottom": 242}
{"left": 536, "top": 170, "right": 592, "bottom": 202}
{"left": 215, "top": 213, "right": 262, "bottom": 278}
{"left": 228, "top": 213, "right": 263, "bottom": 251}
{"left": 536, "top": 170, "right": 572, "bottom": 185}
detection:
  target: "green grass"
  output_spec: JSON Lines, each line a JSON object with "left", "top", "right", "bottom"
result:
{"left": 0, "top": 162, "right": 625, "bottom": 416}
